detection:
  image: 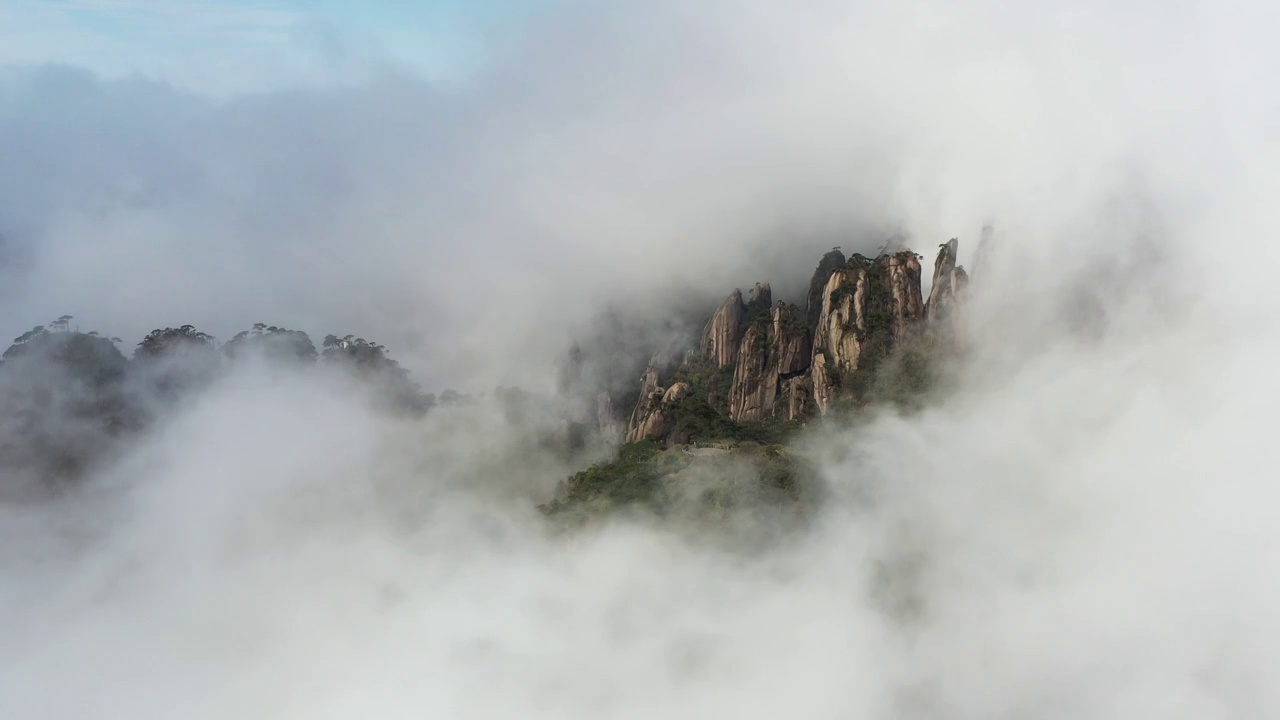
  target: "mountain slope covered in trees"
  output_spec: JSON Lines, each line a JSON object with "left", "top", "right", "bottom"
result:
{"left": 0, "top": 319, "right": 434, "bottom": 497}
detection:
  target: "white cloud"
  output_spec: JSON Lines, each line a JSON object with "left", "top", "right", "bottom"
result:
{"left": 4, "top": 0, "right": 1273, "bottom": 388}
{"left": 1, "top": 3, "right": 1280, "bottom": 713}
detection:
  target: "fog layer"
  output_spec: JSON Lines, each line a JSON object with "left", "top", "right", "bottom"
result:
{"left": 3, "top": 0, "right": 1280, "bottom": 717}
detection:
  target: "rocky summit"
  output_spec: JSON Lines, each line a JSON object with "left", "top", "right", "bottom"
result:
{"left": 622, "top": 239, "right": 971, "bottom": 445}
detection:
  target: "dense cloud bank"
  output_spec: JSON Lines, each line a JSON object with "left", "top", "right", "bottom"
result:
{"left": 5, "top": 0, "right": 1263, "bottom": 390}
{"left": 3, "top": 0, "right": 1280, "bottom": 717}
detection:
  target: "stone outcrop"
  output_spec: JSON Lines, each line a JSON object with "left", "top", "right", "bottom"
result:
{"left": 772, "top": 304, "right": 812, "bottom": 378}
{"left": 625, "top": 360, "right": 696, "bottom": 443}
{"left": 664, "top": 382, "right": 693, "bottom": 404}
{"left": 728, "top": 322, "right": 771, "bottom": 422}
{"left": 936, "top": 266, "right": 969, "bottom": 317}
{"left": 806, "top": 249, "right": 846, "bottom": 331}
{"left": 700, "top": 290, "right": 746, "bottom": 369}
{"left": 625, "top": 363, "right": 665, "bottom": 442}
{"left": 615, "top": 236, "right": 973, "bottom": 443}
{"left": 814, "top": 266, "right": 865, "bottom": 368}
{"left": 808, "top": 251, "right": 930, "bottom": 413}
{"left": 810, "top": 266, "right": 869, "bottom": 410}
{"left": 726, "top": 303, "right": 811, "bottom": 422}
{"left": 886, "top": 252, "right": 925, "bottom": 341}
{"left": 810, "top": 349, "right": 836, "bottom": 415}
{"left": 781, "top": 375, "right": 813, "bottom": 420}
{"left": 925, "top": 238, "right": 960, "bottom": 317}
{"left": 924, "top": 238, "right": 969, "bottom": 338}
{"left": 747, "top": 282, "right": 772, "bottom": 313}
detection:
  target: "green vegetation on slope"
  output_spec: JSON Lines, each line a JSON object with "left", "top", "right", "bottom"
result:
{"left": 0, "top": 317, "right": 442, "bottom": 492}
{"left": 658, "top": 357, "right": 807, "bottom": 445}
{"left": 540, "top": 439, "right": 817, "bottom": 522}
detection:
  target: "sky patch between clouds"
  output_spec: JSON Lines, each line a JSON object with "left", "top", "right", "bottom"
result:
{"left": 0, "top": 0, "right": 548, "bottom": 93}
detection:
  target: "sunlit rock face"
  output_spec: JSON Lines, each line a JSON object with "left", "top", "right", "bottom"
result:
{"left": 727, "top": 303, "right": 810, "bottom": 423}
{"left": 700, "top": 290, "right": 746, "bottom": 370}
{"left": 619, "top": 238, "right": 970, "bottom": 437}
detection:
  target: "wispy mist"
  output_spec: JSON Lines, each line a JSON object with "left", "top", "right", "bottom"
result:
{"left": 2, "top": 0, "right": 1279, "bottom": 717}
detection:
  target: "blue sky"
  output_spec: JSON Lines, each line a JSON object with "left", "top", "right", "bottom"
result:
{"left": 0, "top": 0, "right": 555, "bottom": 94}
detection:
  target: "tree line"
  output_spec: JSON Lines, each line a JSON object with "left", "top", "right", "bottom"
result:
{"left": 0, "top": 316, "right": 450, "bottom": 495}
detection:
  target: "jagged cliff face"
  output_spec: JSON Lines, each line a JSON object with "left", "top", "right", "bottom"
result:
{"left": 624, "top": 363, "right": 696, "bottom": 443}
{"left": 925, "top": 238, "right": 960, "bottom": 316}
{"left": 626, "top": 364, "right": 665, "bottom": 442}
{"left": 924, "top": 238, "right": 969, "bottom": 346}
{"left": 814, "top": 268, "right": 867, "bottom": 361}
{"left": 781, "top": 375, "right": 813, "bottom": 421}
{"left": 728, "top": 322, "right": 770, "bottom": 422}
{"left": 621, "top": 239, "right": 969, "bottom": 444}
{"left": 772, "top": 304, "right": 812, "bottom": 377}
{"left": 934, "top": 265, "right": 968, "bottom": 324}
{"left": 700, "top": 290, "right": 745, "bottom": 369}
{"left": 810, "top": 267, "right": 866, "bottom": 414}
{"left": 806, "top": 249, "right": 846, "bottom": 330}
{"left": 887, "top": 253, "right": 925, "bottom": 340}
{"left": 808, "top": 251, "right": 929, "bottom": 413}
{"left": 746, "top": 282, "right": 772, "bottom": 314}
{"left": 726, "top": 303, "right": 811, "bottom": 423}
